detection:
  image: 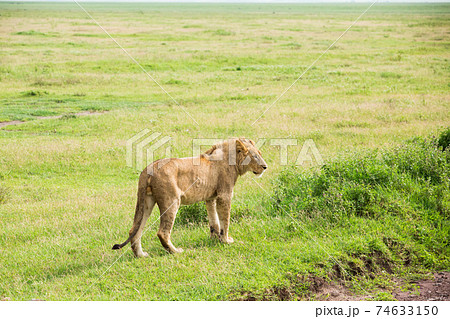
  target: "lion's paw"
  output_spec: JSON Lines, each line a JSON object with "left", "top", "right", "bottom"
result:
{"left": 172, "top": 247, "right": 184, "bottom": 254}
{"left": 210, "top": 226, "right": 220, "bottom": 239}
{"left": 221, "top": 237, "right": 234, "bottom": 244}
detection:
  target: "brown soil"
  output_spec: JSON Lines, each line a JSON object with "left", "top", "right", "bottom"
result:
{"left": 236, "top": 272, "right": 450, "bottom": 301}
{"left": 324, "top": 272, "right": 450, "bottom": 301}
{"left": 236, "top": 274, "right": 367, "bottom": 301}
{"left": 393, "top": 272, "right": 450, "bottom": 301}
{"left": 0, "top": 120, "right": 24, "bottom": 128}
{"left": 0, "top": 111, "right": 105, "bottom": 128}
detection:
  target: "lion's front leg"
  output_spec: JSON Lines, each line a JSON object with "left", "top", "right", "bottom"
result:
{"left": 216, "top": 196, "right": 234, "bottom": 244}
{"left": 206, "top": 199, "right": 220, "bottom": 239}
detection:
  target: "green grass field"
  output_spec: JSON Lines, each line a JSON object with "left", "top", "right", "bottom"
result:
{"left": 0, "top": 2, "right": 449, "bottom": 300}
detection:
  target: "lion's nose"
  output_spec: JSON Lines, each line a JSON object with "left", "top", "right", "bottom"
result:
{"left": 262, "top": 165, "right": 267, "bottom": 170}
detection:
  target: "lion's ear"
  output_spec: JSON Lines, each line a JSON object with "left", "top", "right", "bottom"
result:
{"left": 236, "top": 139, "right": 248, "bottom": 154}
{"left": 204, "top": 144, "right": 217, "bottom": 155}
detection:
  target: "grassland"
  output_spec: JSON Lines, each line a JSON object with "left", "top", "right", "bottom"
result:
{"left": 0, "top": 2, "right": 449, "bottom": 300}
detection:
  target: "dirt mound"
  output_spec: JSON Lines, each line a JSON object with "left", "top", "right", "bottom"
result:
{"left": 394, "top": 272, "right": 450, "bottom": 301}
{"left": 235, "top": 274, "right": 366, "bottom": 301}
{"left": 234, "top": 272, "right": 450, "bottom": 301}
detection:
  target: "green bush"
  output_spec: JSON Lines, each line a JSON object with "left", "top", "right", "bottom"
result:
{"left": 437, "top": 126, "right": 450, "bottom": 151}
{"left": 267, "top": 131, "right": 450, "bottom": 269}
{"left": 384, "top": 136, "right": 449, "bottom": 185}
{"left": 270, "top": 132, "right": 449, "bottom": 219}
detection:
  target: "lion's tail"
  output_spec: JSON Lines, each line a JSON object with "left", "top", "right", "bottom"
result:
{"left": 111, "top": 197, "right": 143, "bottom": 250}
{"left": 112, "top": 240, "right": 130, "bottom": 250}
{"left": 112, "top": 173, "right": 150, "bottom": 250}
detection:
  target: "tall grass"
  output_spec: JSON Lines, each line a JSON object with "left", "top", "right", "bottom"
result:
{"left": 268, "top": 129, "right": 449, "bottom": 270}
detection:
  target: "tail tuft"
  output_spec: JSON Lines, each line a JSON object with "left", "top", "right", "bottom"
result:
{"left": 112, "top": 244, "right": 122, "bottom": 250}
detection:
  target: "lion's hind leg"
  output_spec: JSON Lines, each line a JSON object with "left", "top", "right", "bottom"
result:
{"left": 156, "top": 198, "right": 183, "bottom": 254}
{"left": 130, "top": 195, "right": 155, "bottom": 258}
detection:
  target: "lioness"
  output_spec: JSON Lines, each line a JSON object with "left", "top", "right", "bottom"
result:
{"left": 112, "top": 138, "right": 267, "bottom": 257}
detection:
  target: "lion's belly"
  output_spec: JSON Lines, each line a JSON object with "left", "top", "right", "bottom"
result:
{"left": 170, "top": 157, "right": 217, "bottom": 205}
{"left": 180, "top": 177, "right": 217, "bottom": 205}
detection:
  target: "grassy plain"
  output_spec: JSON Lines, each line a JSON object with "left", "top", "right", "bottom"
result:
{"left": 0, "top": 2, "right": 449, "bottom": 300}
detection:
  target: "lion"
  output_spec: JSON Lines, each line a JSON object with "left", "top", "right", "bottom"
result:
{"left": 112, "top": 138, "right": 268, "bottom": 257}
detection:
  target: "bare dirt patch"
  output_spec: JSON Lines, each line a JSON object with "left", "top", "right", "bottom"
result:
{"left": 316, "top": 272, "right": 450, "bottom": 301}
{"left": 0, "top": 111, "right": 106, "bottom": 128}
{"left": 235, "top": 274, "right": 368, "bottom": 301}
{"left": 0, "top": 120, "right": 24, "bottom": 128}
{"left": 394, "top": 272, "right": 450, "bottom": 301}
{"left": 235, "top": 272, "right": 450, "bottom": 301}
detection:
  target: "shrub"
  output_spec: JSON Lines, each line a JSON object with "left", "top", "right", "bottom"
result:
{"left": 267, "top": 130, "right": 450, "bottom": 268}
{"left": 383, "top": 136, "right": 449, "bottom": 185}
{"left": 269, "top": 130, "right": 449, "bottom": 221}
{"left": 437, "top": 126, "right": 450, "bottom": 151}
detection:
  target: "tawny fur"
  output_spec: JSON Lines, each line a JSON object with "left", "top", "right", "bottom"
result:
{"left": 112, "top": 138, "right": 268, "bottom": 257}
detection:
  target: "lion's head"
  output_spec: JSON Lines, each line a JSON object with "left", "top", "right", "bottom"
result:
{"left": 235, "top": 138, "right": 268, "bottom": 177}
{"left": 203, "top": 138, "right": 268, "bottom": 176}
